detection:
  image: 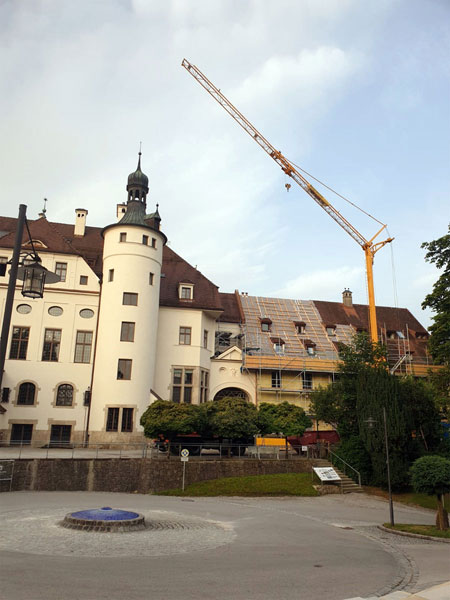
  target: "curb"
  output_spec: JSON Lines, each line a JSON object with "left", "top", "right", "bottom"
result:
{"left": 377, "top": 525, "right": 450, "bottom": 543}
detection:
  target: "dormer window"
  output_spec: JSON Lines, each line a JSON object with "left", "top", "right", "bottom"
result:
{"left": 271, "top": 337, "right": 285, "bottom": 354}
{"left": 303, "top": 339, "right": 316, "bottom": 356}
{"left": 178, "top": 283, "right": 194, "bottom": 300}
{"left": 23, "top": 239, "right": 46, "bottom": 249}
{"left": 295, "top": 321, "right": 306, "bottom": 335}
{"left": 325, "top": 325, "right": 336, "bottom": 336}
{"left": 260, "top": 318, "right": 272, "bottom": 332}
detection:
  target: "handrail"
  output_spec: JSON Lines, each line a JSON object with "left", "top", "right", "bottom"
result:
{"left": 328, "top": 449, "right": 361, "bottom": 487}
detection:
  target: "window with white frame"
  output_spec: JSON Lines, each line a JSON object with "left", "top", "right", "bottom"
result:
{"left": 42, "top": 329, "right": 61, "bottom": 362}
{"left": 74, "top": 331, "right": 93, "bottom": 363}
{"left": 55, "top": 262, "right": 67, "bottom": 282}
{"left": 302, "top": 372, "right": 313, "bottom": 390}
{"left": 179, "top": 326, "right": 192, "bottom": 345}
{"left": 271, "top": 371, "right": 281, "bottom": 389}
{"left": 179, "top": 283, "right": 193, "bottom": 300}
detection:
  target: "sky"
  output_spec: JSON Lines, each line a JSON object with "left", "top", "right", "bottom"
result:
{"left": 0, "top": 0, "right": 449, "bottom": 329}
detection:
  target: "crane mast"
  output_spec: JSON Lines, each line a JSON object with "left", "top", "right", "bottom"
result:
{"left": 182, "top": 58, "right": 393, "bottom": 343}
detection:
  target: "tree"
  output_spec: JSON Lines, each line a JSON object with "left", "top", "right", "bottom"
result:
{"left": 422, "top": 225, "right": 450, "bottom": 365}
{"left": 357, "top": 368, "right": 414, "bottom": 489}
{"left": 427, "top": 364, "right": 450, "bottom": 421}
{"left": 400, "top": 376, "right": 441, "bottom": 453}
{"left": 410, "top": 455, "right": 450, "bottom": 530}
{"left": 258, "top": 401, "right": 312, "bottom": 459}
{"left": 140, "top": 400, "right": 199, "bottom": 442}
{"left": 310, "top": 333, "right": 386, "bottom": 439}
{"left": 203, "top": 397, "right": 259, "bottom": 440}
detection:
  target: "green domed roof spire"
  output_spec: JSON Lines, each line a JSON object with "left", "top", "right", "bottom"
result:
{"left": 126, "top": 150, "right": 149, "bottom": 206}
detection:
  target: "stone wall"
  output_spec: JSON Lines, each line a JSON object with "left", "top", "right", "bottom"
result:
{"left": 1, "top": 458, "right": 314, "bottom": 494}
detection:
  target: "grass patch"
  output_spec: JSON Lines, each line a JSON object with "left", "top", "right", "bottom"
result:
{"left": 384, "top": 523, "right": 450, "bottom": 539}
{"left": 364, "top": 487, "right": 450, "bottom": 511}
{"left": 158, "top": 472, "right": 319, "bottom": 497}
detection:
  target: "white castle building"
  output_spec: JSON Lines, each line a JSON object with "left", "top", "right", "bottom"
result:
{"left": 0, "top": 157, "right": 432, "bottom": 446}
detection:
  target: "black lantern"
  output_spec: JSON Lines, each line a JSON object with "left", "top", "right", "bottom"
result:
{"left": 16, "top": 257, "right": 60, "bottom": 299}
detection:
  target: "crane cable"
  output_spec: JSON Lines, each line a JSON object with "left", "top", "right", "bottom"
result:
{"left": 286, "top": 156, "right": 385, "bottom": 227}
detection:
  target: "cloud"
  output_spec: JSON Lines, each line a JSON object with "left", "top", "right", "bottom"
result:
{"left": 273, "top": 266, "right": 364, "bottom": 300}
{"left": 234, "top": 47, "right": 363, "bottom": 110}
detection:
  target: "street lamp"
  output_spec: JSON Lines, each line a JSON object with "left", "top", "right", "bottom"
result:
{"left": 17, "top": 255, "right": 60, "bottom": 299}
{"left": 366, "top": 407, "right": 395, "bottom": 526}
{"left": 0, "top": 204, "right": 60, "bottom": 390}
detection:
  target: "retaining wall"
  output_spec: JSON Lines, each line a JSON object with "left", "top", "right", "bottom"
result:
{"left": 1, "top": 458, "right": 314, "bottom": 494}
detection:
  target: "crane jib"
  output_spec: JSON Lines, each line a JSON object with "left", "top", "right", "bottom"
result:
{"left": 182, "top": 58, "right": 393, "bottom": 343}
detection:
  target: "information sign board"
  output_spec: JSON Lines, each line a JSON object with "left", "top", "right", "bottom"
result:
{"left": 313, "top": 467, "right": 340, "bottom": 482}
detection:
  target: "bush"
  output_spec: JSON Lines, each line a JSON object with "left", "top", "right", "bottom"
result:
{"left": 333, "top": 436, "right": 372, "bottom": 484}
{"left": 410, "top": 455, "right": 450, "bottom": 530}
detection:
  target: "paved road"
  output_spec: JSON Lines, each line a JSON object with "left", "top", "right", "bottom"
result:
{"left": 0, "top": 491, "right": 448, "bottom": 600}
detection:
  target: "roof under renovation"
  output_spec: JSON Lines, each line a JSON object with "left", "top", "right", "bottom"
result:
{"left": 237, "top": 293, "right": 431, "bottom": 373}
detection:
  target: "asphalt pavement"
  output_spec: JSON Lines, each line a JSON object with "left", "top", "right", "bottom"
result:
{"left": 0, "top": 491, "right": 448, "bottom": 600}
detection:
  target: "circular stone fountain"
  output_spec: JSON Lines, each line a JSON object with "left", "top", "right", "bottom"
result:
{"left": 61, "top": 507, "right": 145, "bottom": 532}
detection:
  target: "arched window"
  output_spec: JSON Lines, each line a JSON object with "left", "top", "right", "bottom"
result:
{"left": 56, "top": 384, "right": 74, "bottom": 407}
{"left": 213, "top": 387, "right": 248, "bottom": 402}
{"left": 17, "top": 382, "right": 36, "bottom": 405}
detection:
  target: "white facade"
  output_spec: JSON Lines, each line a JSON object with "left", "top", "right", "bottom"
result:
{"left": 0, "top": 161, "right": 255, "bottom": 446}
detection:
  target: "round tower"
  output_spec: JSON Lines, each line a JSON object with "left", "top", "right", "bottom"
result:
{"left": 89, "top": 154, "right": 167, "bottom": 443}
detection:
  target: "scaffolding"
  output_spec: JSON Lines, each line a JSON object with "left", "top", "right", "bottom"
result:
{"left": 239, "top": 295, "right": 355, "bottom": 406}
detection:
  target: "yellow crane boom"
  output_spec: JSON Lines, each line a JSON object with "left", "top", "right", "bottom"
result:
{"left": 182, "top": 58, "right": 393, "bottom": 343}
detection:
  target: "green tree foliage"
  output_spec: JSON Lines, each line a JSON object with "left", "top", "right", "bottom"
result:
{"left": 311, "top": 333, "right": 442, "bottom": 489}
{"left": 199, "top": 397, "right": 259, "bottom": 439}
{"left": 310, "top": 333, "right": 386, "bottom": 438}
{"left": 410, "top": 455, "right": 450, "bottom": 530}
{"left": 332, "top": 436, "right": 372, "bottom": 485}
{"left": 357, "top": 369, "right": 414, "bottom": 489}
{"left": 400, "top": 376, "right": 441, "bottom": 453}
{"left": 258, "top": 401, "right": 312, "bottom": 458}
{"left": 427, "top": 365, "right": 450, "bottom": 421}
{"left": 140, "top": 400, "right": 199, "bottom": 440}
{"left": 421, "top": 225, "right": 450, "bottom": 364}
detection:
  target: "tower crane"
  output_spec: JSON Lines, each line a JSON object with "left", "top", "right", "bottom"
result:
{"left": 182, "top": 59, "right": 393, "bottom": 344}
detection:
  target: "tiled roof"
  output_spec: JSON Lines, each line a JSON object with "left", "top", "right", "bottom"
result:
{"left": 312, "top": 300, "right": 428, "bottom": 335}
{"left": 0, "top": 215, "right": 223, "bottom": 311}
{"left": 240, "top": 295, "right": 431, "bottom": 366}
{"left": 0, "top": 215, "right": 104, "bottom": 275}
{"left": 218, "top": 292, "right": 243, "bottom": 323}
{"left": 160, "top": 246, "right": 222, "bottom": 311}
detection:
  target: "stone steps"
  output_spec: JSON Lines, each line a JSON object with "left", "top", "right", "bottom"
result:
{"left": 313, "top": 459, "right": 363, "bottom": 494}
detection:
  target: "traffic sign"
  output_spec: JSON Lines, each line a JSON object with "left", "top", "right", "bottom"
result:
{"left": 181, "top": 448, "right": 189, "bottom": 458}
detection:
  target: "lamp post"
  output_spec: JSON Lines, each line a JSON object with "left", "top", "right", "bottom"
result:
{"left": 0, "top": 204, "right": 60, "bottom": 390}
{"left": 366, "top": 407, "right": 394, "bottom": 526}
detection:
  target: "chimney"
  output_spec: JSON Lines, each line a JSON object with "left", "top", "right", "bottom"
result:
{"left": 117, "top": 203, "right": 127, "bottom": 222}
{"left": 74, "top": 208, "right": 88, "bottom": 237}
{"left": 342, "top": 288, "right": 353, "bottom": 307}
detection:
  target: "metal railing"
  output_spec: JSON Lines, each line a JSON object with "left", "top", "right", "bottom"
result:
{"left": 0, "top": 441, "right": 152, "bottom": 460}
{"left": 328, "top": 449, "right": 361, "bottom": 487}
{"left": 0, "top": 440, "right": 321, "bottom": 461}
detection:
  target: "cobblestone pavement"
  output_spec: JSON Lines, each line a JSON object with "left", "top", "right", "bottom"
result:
{"left": 0, "top": 491, "right": 448, "bottom": 600}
